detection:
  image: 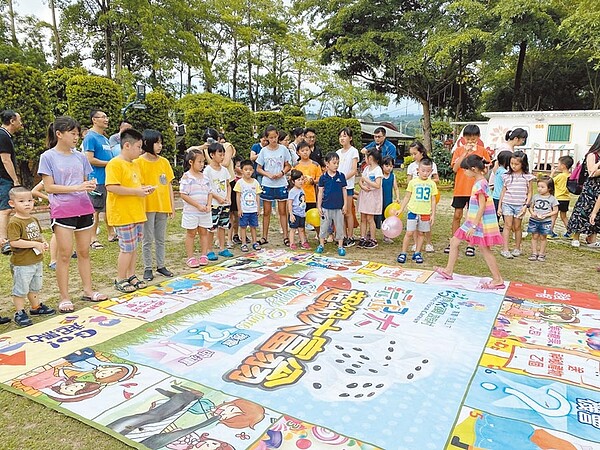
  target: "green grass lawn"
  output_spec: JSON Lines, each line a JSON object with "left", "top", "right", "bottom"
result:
{"left": 0, "top": 191, "right": 598, "bottom": 449}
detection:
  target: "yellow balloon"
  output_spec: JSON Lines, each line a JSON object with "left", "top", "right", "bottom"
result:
{"left": 384, "top": 202, "right": 402, "bottom": 219}
{"left": 306, "top": 208, "right": 321, "bottom": 227}
{"left": 435, "top": 192, "right": 441, "bottom": 204}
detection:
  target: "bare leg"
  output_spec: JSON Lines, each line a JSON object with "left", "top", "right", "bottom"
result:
{"left": 415, "top": 231, "right": 424, "bottom": 253}
{"left": 451, "top": 208, "right": 464, "bottom": 234}
{"left": 27, "top": 291, "right": 40, "bottom": 309}
{"left": 478, "top": 245, "right": 503, "bottom": 285}
{"left": 502, "top": 215, "right": 514, "bottom": 252}
{"left": 199, "top": 227, "right": 210, "bottom": 255}
{"left": 277, "top": 200, "right": 288, "bottom": 238}
{"left": 117, "top": 250, "right": 136, "bottom": 280}
{"left": 262, "top": 201, "right": 272, "bottom": 241}
{"left": 531, "top": 234, "right": 538, "bottom": 255}
{"left": 54, "top": 225, "right": 74, "bottom": 301}
{"left": 360, "top": 213, "right": 368, "bottom": 238}
{"left": 250, "top": 226, "right": 257, "bottom": 243}
{"left": 513, "top": 218, "right": 523, "bottom": 250}
{"left": 0, "top": 209, "right": 11, "bottom": 243}
{"left": 443, "top": 236, "right": 461, "bottom": 275}
{"left": 185, "top": 229, "right": 197, "bottom": 258}
{"left": 75, "top": 228, "right": 94, "bottom": 296}
{"left": 539, "top": 235, "right": 548, "bottom": 256}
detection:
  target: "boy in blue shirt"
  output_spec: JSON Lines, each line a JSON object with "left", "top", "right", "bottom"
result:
{"left": 316, "top": 152, "right": 348, "bottom": 256}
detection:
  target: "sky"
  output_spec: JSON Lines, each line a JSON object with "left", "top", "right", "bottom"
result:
{"left": 14, "top": 0, "right": 422, "bottom": 117}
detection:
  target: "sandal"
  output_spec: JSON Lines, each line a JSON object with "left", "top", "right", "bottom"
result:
{"left": 434, "top": 267, "right": 453, "bottom": 280}
{"left": 81, "top": 291, "right": 108, "bottom": 302}
{"left": 283, "top": 237, "right": 290, "bottom": 247}
{"left": 252, "top": 242, "right": 262, "bottom": 251}
{"left": 258, "top": 237, "right": 269, "bottom": 246}
{"left": 58, "top": 300, "right": 74, "bottom": 313}
{"left": 128, "top": 275, "right": 147, "bottom": 290}
{"left": 465, "top": 246, "right": 476, "bottom": 257}
{"left": 480, "top": 281, "right": 506, "bottom": 290}
{"left": 241, "top": 244, "right": 249, "bottom": 252}
{"left": 186, "top": 257, "right": 200, "bottom": 268}
{"left": 108, "top": 235, "right": 119, "bottom": 242}
{"left": 90, "top": 240, "right": 104, "bottom": 250}
{"left": 115, "top": 279, "right": 136, "bottom": 293}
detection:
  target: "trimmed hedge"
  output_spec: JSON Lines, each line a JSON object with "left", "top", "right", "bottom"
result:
{"left": 305, "top": 117, "right": 362, "bottom": 155}
{"left": 222, "top": 104, "right": 254, "bottom": 158}
{"left": 0, "top": 63, "right": 53, "bottom": 186}
{"left": 283, "top": 116, "right": 306, "bottom": 135}
{"left": 255, "top": 111, "right": 284, "bottom": 134}
{"left": 66, "top": 75, "right": 123, "bottom": 132}
{"left": 126, "top": 91, "right": 176, "bottom": 160}
{"left": 43, "top": 67, "right": 88, "bottom": 116}
{"left": 183, "top": 106, "right": 221, "bottom": 146}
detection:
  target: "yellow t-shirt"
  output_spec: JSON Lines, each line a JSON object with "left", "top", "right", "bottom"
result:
{"left": 133, "top": 155, "right": 174, "bottom": 213}
{"left": 105, "top": 157, "right": 147, "bottom": 226}
{"left": 294, "top": 160, "right": 322, "bottom": 203}
{"left": 552, "top": 172, "right": 570, "bottom": 201}
{"left": 407, "top": 177, "right": 438, "bottom": 215}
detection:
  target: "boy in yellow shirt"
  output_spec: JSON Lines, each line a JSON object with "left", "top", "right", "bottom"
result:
{"left": 550, "top": 155, "right": 573, "bottom": 238}
{"left": 294, "top": 141, "right": 322, "bottom": 237}
{"left": 106, "top": 129, "right": 155, "bottom": 293}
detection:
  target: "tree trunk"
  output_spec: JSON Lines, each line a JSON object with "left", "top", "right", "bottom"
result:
{"left": 296, "top": 70, "right": 301, "bottom": 105}
{"left": 49, "top": 0, "right": 61, "bottom": 66}
{"left": 247, "top": 44, "right": 254, "bottom": 111}
{"left": 512, "top": 40, "right": 527, "bottom": 111}
{"left": 232, "top": 39, "right": 238, "bottom": 100}
{"left": 187, "top": 65, "right": 193, "bottom": 95}
{"left": 420, "top": 97, "right": 432, "bottom": 152}
{"left": 7, "top": 0, "right": 17, "bottom": 46}
{"left": 272, "top": 44, "right": 277, "bottom": 105}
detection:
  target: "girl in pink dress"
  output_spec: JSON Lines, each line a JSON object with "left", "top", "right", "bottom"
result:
{"left": 357, "top": 149, "right": 383, "bottom": 248}
{"left": 436, "top": 155, "right": 505, "bottom": 289}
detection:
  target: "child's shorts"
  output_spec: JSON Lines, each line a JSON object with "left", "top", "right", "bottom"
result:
{"left": 527, "top": 219, "right": 552, "bottom": 236}
{"left": 181, "top": 212, "right": 212, "bottom": 230}
{"left": 11, "top": 262, "right": 43, "bottom": 297}
{"left": 451, "top": 196, "right": 469, "bottom": 209}
{"left": 260, "top": 186, "right": 288, "bottom": 201}
{"left": 501, "top": 203, "right": 524, "bottom": 217}
{"left": 289, "top": 214, "right": 306, "bottom": 229}
{"left": 319, "top": 209, "right": 344, "bottom": 240}
{"left": 51, "top": 213, "right": 94, "bottom": 231}
{"left": 114, "top": 223, "right": 144, "bottom": 252}
{"left": 406, "top": 212, "right": 431, "bottom": 232}
{"left": 239, "top": 211, "right": 258, "bottom": 228}
{"left": 210, "top": 205, "right": 231, "bottom": 230}
{"left": 558, "top": 200, "right": 570, "bottom": 212}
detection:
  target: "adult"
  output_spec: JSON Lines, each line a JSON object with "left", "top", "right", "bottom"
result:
{"left": 336, "top": 127, "right": 359, "bottom": 246}
{"left": 304, "top": 127, "right": 323, "bottom": 167}
{"left": 0, "top": 110, "right": 23, "bottom": 255}
{"left": 108, "top": 121, "right": 132, "bottom": 156}
{"left": 567, "top": 134, "right": 600, "bottom": 247}
{"left": 83, "top": 109, "right": 115, "bottom": 247}
{"left": 496, "top": 128, "right": 527, "bottom": 153}
{"left": 361, "top": 126, "right": 397, "bottom": 160}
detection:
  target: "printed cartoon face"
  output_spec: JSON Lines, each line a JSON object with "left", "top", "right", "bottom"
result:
{"left": 217, "top": 404, "right": 242, "bottom": 420}
{"left": 95, "top": 365, "right": 123, "bottom": 380}
{"left": 59, "top": 381, "right": 88, "bottom": 396}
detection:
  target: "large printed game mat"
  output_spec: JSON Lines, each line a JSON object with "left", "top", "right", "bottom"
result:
{"left": 0, "top": 249, "right": 599, "bottom": 450}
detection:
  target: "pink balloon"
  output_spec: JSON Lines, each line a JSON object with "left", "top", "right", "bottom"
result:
{"left": 381, "top": 216, "right": 403, "bottom": 238}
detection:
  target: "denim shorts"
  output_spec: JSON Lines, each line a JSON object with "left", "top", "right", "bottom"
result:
{"left": 239, "top": 211, "right": 258, "bottom": 228}
{"left": 260, "top": 186, "right": 288, "bottom": 201}
{"left": 527, "top": 219, "right": 552, "bottom": 235}
{"left": 289, "top": 214, "right": 306, "bottom": 229}
{"left": 114, "top": 223, "right": 144, "bottom": 252}
{"left": 501, "top": 203, "right": 525, "bottom": 217}
{"left": 11, "top": 262, "right": 43, "bottom": 297}
{"left": 0, "top": 178, "right": 13, "bottom": 211}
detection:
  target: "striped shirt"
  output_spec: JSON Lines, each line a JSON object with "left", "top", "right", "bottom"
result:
{"left": 179, "top": 171, "right": 211, "bottom": 214}
{"left": 501, "top": 172, "right": 536, "bottom": 205}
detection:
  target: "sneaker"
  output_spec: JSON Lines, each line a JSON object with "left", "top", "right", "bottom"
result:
{"left": 397, "top": 253, "right": 407, "bottom": 264}
{"left": 29, "top": 303, "right": 55, "bottom": 316}
{"left": 186, "top": 257, "right": 201, "bottom": 268}
{"left": 301, "top": 241, "right": 311, "bottom": 250}
{"left": 1, "top": 242, "right": 11, "bottom": 255}
{"left": 412, "top": 252, "right": 424, "bottom": 264}
{"left": 563, "top": 232, "right": 571, "bottom": 239}
{"left": 337, "top": 247, "right": 346, "bottom": 256}
{"left": 156, "top": 267, "right": 173, "bottom": 277}
{"left": 364, "top": 239, "right": 378, "bottom": 249}
{"left": 511, "top": 249, "right": 522, "bottom": 257}
{"left": 343, "top": 237, "right": 355, "bottom": 248}
{"left": 425, "top": 244, "right": 434, "bottom": 253}
{"left": 315, "top": 244, "right": 324, "bottom": 254}
{"left": 48, "top": 261, "right": 56, "bottom": 270}
{"left": 306, "top": 223, "right": 315, "bottom": 231}
{"left": 0, "top": 316, "right": 10, "bottom": 325}
{"left": 14, "top": 310, "right": 32, "bottom": 327}
{"left": 232, "top": 234, "right": 242, "bottom": 245}
{"left": 548, "top": 232, "right": 558, "bottom": 239}
{"left": 143, "top": 269, "right": 154, "bottom": 281}
{"left": 207, "top": 251, "right": 218, "bottom": 261}
{"left": 500, "top": 250, "right": 514, "bottom": 259}
{"left": 357, "top": 238, "right": 366, "bottom": 248}
{"left": 383, "top": 237, "right": 394, "bottom": 244}
{"left": 218, "top": 249, "right": 234, "bottom": 258}
{"left": 198, "top": 255, "right": 209, "bottom": 266}
{"left": 571, "top": 239, "right": 580, "bottom": 248}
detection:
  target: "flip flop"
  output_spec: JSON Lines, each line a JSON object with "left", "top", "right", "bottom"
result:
{"left": 480, "top": 281, "right": 506, "bottom": 290}
{"left": 465, "top": 246, "right": 476, "bottom": 257}
{"left": 81, "top": 291, "right": 108, "bottom": 302}
{"left": 434, "top": 267, "right": 453, "bottom": 280}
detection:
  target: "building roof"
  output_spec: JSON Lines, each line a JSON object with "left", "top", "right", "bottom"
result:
{"left": 482, "top": 110, "right": 600, "bottom": 119}
{"left": 360, "top": 122, "right": 414, "bottom": 139}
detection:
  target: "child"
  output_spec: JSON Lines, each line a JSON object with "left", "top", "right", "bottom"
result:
{"left": 317, "top": 152, "right": 348, "bottom": 256}
{"left": 448, "top": 125, "right": 490, "bottom": 257}
{"left": 204, "top": 142, "right": 233, "bottom": 260}
{"left": 435, "top": 155, "right": 504, "bottom": 289}
{"left": 38, "top": 116, "right": 108, "bottom": 313}
{"left": 256, "top": 125, "right": 292, "bottom": 245}
{"left": 134, "top": 129, "right": 175, "bottom": 282}
{"left": 527, "top": 176, "right": 559, "bottom": 261}
{"left": 229, "top": 156, "right": 243, "bottom": 246}
{"left": 7, "top": 187, "right": 55, "bottom": 326}
{"left": 106, "top": 128, "right": 155, "bottom": 293}
{"left": 491, "top": 150, "right": 513, "bottom": 229}
{"left": 294, "top": 141, "right": 322, "bottom": 238}
{"left": 396, "top": 159, "right": 438, "bottom": 264}
{"left": 179, "top": 149, "right": 212, "bottom": 267}
{"left": 234, "top": 159, "right": 263, "bottom": 252}
{"left": 550, "top": 155, "right": 574, "bottom": 238}
{"left": 287, "top": 170, "right": 309, "bottom": 249}
{"left": 279, "top": 130, "right": 298, "bottom": 165}
{"left": 336, "top": 127, "right": 359, "bottom": 246}
{"left": 498, "top": 150, "right": 536, "bottom": 258}
{"left": 379, "top": 156, "right": 400, "bottom": 243}
{"left": 405, "top": 141, "right": 438, "bottom": 250}
{"left": 357, "top": 149, "right": 383, "bottom": 248}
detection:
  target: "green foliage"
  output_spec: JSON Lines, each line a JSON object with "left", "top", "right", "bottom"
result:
{"left": 183, "top": 107, "right": 221, "bottom": 147}
{"left": 255, "top": 111, "right": 285, "bottom": 134}
{"left": 222, "top": 104, "right": 254, "bottom": 158}
{"left": 177, "top": 93, "right": 235, "bottom": 119}
{"left": 283, "top": 116, "right": 306, "bottom": 134}
{"left": 305, "top": 117, "right": 361, "bottom": 155}
{"left": 0, "top": 64, "right": 52, "bottom": 186}
{"left": 126, "top": 91, "right": 177, "bottom": 160}
{"left": 431, "top": 121, "right": 453, "bottom": 139}
{"left": 66, "top": 75, "right": 123, "bottom": 132}
{"left": 431, "top": 142, "right": 453, "bottom": 181}
{"left": 280, "top": 105, "right": 304, "bottom": 117}
{"left": 43, "top": 67, "right": 89, "bottom": 117}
